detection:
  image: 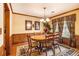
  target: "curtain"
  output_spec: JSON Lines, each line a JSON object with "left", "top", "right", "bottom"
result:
{"left": 52, "top": 14, "right": 76, "bottom": 46}
{"left": 58, "top": 17, "right": 64, "bottom": 43}
{"left": 66, "top": 14, "right": 76, "bottom": 47}
{"left": 52, "top": 19, "right": 57, "bottom": 33}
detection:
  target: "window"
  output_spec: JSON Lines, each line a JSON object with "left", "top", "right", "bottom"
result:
{"left": 62, "top": 20, "right": 70, "bottom": 38}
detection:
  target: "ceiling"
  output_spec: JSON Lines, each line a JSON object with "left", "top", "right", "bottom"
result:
{"left": 11, "top": 3, "right": 79, "bottom": 18}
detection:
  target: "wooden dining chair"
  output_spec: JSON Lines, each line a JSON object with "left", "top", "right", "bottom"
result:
{"left": 42, "top": 34, "right": 55, "bottom": 56}
{"left": 27, "top": 34, "right": 40, "bottom": 56}
{"left": 53, "top": 32, "right": 61, "bottom": 55}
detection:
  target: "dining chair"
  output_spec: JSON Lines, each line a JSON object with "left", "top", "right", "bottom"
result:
{"left": 27, "top": 34, "right": 40, "bottom": 56}
{"left": 53, "top": 32, "right": 61, "bottom": 55}
{"left": 42, "top": 34, "right": 55, "bottom": 56}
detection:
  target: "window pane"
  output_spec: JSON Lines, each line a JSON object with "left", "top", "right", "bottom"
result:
{"left": 62, "top": 20, "right": 70, "bottom": 38}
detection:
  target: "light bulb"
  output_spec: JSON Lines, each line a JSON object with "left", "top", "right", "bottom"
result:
{"left": 46, "top": 18, "right": 50, "bottom": 22}
{"left": 40, "top": 19, "right": 44, "bottom": 22}
{"left": 43, "top": 20, "right": 46, "bottom": 23}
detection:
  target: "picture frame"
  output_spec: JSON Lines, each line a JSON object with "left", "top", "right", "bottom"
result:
{"left": 25, "top": 20, "right": 32, "bottom": 30}
{"left": 35, "top": 21, "right": 40, "bottom": 30}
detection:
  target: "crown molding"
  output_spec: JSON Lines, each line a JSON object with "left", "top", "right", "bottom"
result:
{"left": 50, "top": 8, "right": 79, "bottom": 19}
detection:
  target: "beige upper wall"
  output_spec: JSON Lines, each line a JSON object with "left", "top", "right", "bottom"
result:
{"left": 12, "top": 14, "right": 44, "bottom": 34}
{"left": 50, "top": 9, "right": 79, "bottom": 35}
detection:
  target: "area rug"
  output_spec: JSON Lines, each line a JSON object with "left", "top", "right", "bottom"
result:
{"left": 16, "top": 45, "right": 29, "bottom": 56}
{"left": 16, "top": 44, "right": 79, "bottom": 56}
{"left": 56, "top": 45, "right": 79, "bottom": 56}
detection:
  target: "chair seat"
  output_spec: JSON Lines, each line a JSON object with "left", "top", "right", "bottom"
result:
{"left": 43, "top": 42, "right": 52, "bottom": 47}
{"left": 53, "top": 40, "right": 59, "bottom": 44}
{"left": 31, "top": 42, "right": 38, "bottom": 47}
{"left": 30, "top": 50, "right": 40, "bottom": 56}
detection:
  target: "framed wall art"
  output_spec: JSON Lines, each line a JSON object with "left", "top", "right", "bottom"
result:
{"left": 34, "top": 21, "right": 40, "bottom": 30}
{"left": 25, "top": 20, "right": 32, "bottom": 30}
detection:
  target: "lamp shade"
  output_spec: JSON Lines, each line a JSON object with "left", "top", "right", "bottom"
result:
{"left": 40, "top": 18, "right": 50, "bottom": 22}
{"left": 40, "top": 19, "right": 44, "bottom": 22}
{"left": 46, "top": 18, "right": 50, "bottom": 22}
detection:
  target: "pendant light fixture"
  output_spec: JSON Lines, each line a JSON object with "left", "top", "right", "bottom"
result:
{"left": 40, "top": 7, "right": 50, "bottom": 22}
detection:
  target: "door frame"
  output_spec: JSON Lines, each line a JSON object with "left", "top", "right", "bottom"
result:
{"left": 3, "top": 3, "right": 10, "bottom": 56}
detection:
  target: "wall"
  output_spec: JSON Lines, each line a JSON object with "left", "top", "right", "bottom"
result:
{"left": 50, "top": 9, "right": 79, "bottom": 35}
{"left": 12, "top": 14, "right": 44, "bottom": 34}
{"left": 0, "top": 3, "right": 3, "bottom": 56}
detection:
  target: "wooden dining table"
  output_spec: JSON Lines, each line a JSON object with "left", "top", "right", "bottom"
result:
{"left": 31, "top": 34, "right": 54, "bottom": 42}
{"left": 31, "top": 34, "right": 46, "bottom": 41}
{"left": 30, "top": 34, "right": 54, "bottom": 55}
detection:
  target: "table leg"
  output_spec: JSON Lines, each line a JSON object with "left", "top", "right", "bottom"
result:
{"left": 37, "top": 42, "right": 43, "bottom": 55}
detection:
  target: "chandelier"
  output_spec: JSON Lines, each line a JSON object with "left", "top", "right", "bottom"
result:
{"left": 40, "top": 7, "right": 50, "bottom": 22}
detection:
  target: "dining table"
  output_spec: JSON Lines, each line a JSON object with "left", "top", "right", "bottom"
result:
{"left": 31, "top": 34, "right": 54, "bottom": 41}
{"left": 30, "top": 34, "right": 54, "bottom": 55}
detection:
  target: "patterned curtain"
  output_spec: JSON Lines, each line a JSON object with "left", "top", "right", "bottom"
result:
{"left": 52, "top": 19, "right": 57, "bottom": 33}
{"left": 71, "top": 14, "right": 76, "bottom": 47}
{"left": 52, "top": 14, "right": 76, "bottom": 46}
{"left": 66, "top": 14, "right": 76, "bottom": 47}
{"left": 58, "top": 17, "right": 64, "bottom": 43}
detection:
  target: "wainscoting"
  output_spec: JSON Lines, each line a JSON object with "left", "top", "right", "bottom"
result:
{"left": 11, "top": 33, "right": 43, "bottom": 44}
{"left": 12, "top": 33, "right": 28, "bottom": 44}
{"left": 75, "top": 35, "right": 79, "bottom": 49}
{"left": 62, "top": 39, "right": 70, "bottom": 45}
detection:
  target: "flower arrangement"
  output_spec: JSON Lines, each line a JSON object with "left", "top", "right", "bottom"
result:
{"left": 43, "top": 22, "right": 51, "bottom": 33}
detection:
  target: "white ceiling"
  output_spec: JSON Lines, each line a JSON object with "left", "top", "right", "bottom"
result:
{"left": 11, "top": 3, "right": 79, "bottom": 18}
